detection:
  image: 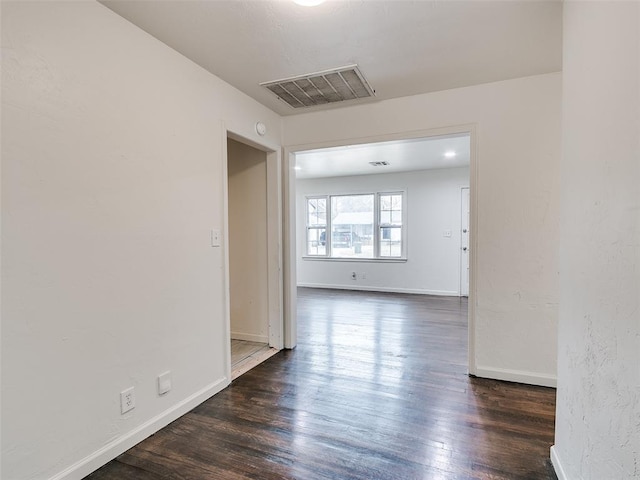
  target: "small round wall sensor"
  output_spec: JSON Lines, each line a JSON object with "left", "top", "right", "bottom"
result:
{"left": 255, "top": 122, "right": 267, "bottom": 136}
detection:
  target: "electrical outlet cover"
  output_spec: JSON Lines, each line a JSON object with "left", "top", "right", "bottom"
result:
{"left": 120, "top": 387, "right": 135, "bottom": 414}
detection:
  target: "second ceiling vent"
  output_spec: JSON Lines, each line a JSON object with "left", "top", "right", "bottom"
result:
{"left": 260, "top": 64, "right": 375, "bottom": 109}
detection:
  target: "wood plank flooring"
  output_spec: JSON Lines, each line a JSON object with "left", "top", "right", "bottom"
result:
{"left": 86, "top": 288, "right": 557, "bottom": 480}
{"left": 231, "top": 339, "right": 278, "bottom": 380}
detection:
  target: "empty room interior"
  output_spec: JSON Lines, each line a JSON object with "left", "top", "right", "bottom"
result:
{"left": 1, "top": 1, "right": 638, "bottom": 480}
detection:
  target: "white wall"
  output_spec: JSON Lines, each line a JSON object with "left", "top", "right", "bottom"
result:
{"left": 228, "top": 139, "right": 269, "bottom": 343}
{"left": 552, "top": 3, "right": 640, "bottom": 479}
{"left": 284, "top": 72, "right": 561, "bottom": 387}
{"left": 296, "top": 167, "right": 470, "bottom": 295}
{"left": 1, "top": 2, "right": 281, "bottom": 479}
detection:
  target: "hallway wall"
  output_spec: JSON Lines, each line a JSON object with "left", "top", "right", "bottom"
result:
{"left": 1, "top": 2, "right": 281, "bottom": 479}
{"left": 553, "top": 3, "right": 640, "bottom": 479}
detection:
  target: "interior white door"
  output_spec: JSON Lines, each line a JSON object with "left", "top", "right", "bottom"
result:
{"left": 460, "top": 187, "right": 470, "bottom": 297}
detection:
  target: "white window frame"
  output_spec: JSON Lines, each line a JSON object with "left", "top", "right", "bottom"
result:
{"left": 376, "top": 191, "right": 405, "bottom": 259}
{"left": 304, "top": 191, "right": 407, "bottom": 261}
{"left": 305, "top": 196, "right": 328, "bottom": 257}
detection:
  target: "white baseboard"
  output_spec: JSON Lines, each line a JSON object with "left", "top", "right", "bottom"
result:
{"left": 550, "top": 445, "right": 568, "bottom": 480}
{"left": 297, "top": 283, "right": 459, "bottom": 297}
{"left": 49, "top": 377, "right": 229, "bottom": 480}
{"left": 474, "top": 365, "right": 557, "bottom": 388}
{"left": 231, "top": 332, "right": 269, "bottom": 343}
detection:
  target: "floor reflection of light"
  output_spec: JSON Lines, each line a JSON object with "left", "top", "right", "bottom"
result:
{"left": 293, "top": 290, "right": 490, "bottom": 478}
{"left": 300, "top": 295, "right": 417, "bottom": 431}
{"left": 417, "top": 380, "right": 486, "bottom": 478}
{"left": 291, "top": 408, "right": 310, "bottom": 454}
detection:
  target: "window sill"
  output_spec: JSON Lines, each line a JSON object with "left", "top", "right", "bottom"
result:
{"left": 302, "top": 256, "right": 407, "bottom": 263}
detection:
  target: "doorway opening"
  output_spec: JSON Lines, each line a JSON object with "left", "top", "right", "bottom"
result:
{"left": 225, "top": 135, "right": 282, "bottom": 380}
{"left": 283, "top": 126, "right": 476, "bottom": 374}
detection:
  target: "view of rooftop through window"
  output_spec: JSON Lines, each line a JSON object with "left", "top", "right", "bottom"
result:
{"left": 306, "top": 192, "right": 404, "bottom": 259}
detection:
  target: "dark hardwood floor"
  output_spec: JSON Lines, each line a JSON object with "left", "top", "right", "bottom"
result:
{"left": 87, "top": 288, "right": 557, "bottom": 480}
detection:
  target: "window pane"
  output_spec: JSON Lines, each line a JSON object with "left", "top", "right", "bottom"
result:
{"left": 379, "top": 226, "right": 402, "bottom": 257}
{"left": 380, "top": 193, "right": 402, "bottom": 227}
{"left": 306, "top": 227, "right": 326, "bottom": 256}
{"left": 307, "top": 198, "right": 326, "bottom": 226}
{"left": 330, "top": 195, "right": 374, "bottom": 258}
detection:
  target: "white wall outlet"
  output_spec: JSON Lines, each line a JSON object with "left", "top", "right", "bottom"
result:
{"left": 158, "top": 371, "right": 171, "bottom": 396}
{"left": 443, "top": 229, "right": 452, "bottom": 238}
{"left": 361, "top": 272, "right": 367, "bottom": 280}
{"left": 120, "top": 387, "right": 135, "bottom": 414}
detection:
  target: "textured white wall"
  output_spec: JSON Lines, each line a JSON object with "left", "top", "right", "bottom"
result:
{"left": 284, "top": 73, "right": 561, "bottom": 386}
{"left": 228, "top": 139, "right": 269, "bottom": 343}
{"left": 1, "top": 2, "right": 280, "bottom": 479}
{"left": 552, "top": 3, "right": 640, "bottom": 479}
{"left": 296, "top": 167, "right": 470, "bottom": 295}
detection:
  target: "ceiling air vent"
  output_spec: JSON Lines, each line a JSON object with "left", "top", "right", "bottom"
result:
{"left": 369, "top": 161, "right": 390, "bottom": 167}
{"left": 260, "top": 64, "right": 375, "bottom": 109}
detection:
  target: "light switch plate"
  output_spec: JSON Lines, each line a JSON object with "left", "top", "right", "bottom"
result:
{"left": 158, "top": 371, "right": 171, "bottom": 395}
{"left": 210, "top": 229, "right": 221, "bottom": 247}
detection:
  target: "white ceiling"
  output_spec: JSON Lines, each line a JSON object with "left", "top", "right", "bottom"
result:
{"left": 295, "top": 133, "right": 470, "bottom": 179}
{"left": 100, "top": 0, "right": 562, "bottom": 116}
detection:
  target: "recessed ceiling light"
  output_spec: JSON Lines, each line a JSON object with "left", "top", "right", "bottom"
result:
{"left": 293, "top": 0, "right": 325, "bottom": 6}
{"left": 444, "top": 151, "right": 457, "bottom": 158}
{"left": 294, "top": 165, "right": 302, "bottom": 170}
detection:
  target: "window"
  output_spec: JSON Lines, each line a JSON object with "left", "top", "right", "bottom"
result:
{"left": 306, "top": 197, "right": 326, "bottom": 256}
{"left": 305, "top": 192, "right": 405, "bottom": 259}
{"left": 330, "top": 194, "right": 374, "bottom": 259}
{"left": 379, "top": 193, "right": 403, "bottom": 258}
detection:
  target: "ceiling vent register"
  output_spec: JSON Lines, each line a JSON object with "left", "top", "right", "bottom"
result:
{"left": 260, "top": 65, "right": 375, "bottom": 109}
